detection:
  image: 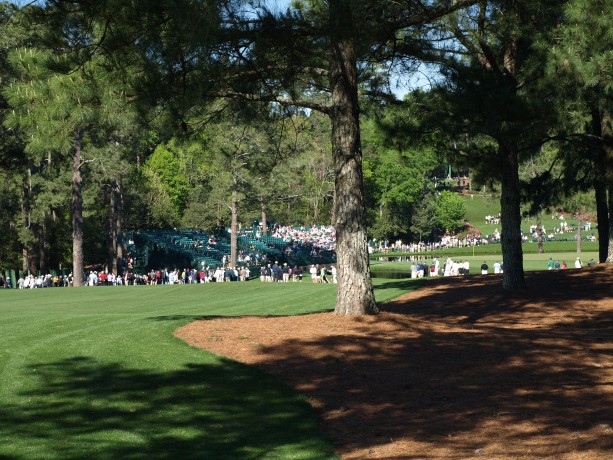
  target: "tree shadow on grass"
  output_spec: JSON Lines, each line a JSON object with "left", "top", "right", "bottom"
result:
{"left": 0, "top": 357, "right": 336, "bottom": 459}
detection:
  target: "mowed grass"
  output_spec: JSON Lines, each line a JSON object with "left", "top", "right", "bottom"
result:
{"left": 371, "top": 251, "right": 599, "bottom": 275}
{"left": 462, "top": 193, "right": 595, "bottom": 237}
{"left": 0, "top": 279, "right": 417, "bottom": 460}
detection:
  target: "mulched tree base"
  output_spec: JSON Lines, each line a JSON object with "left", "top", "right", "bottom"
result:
{"left": 176, "top": 265, "right": 613, "bottom": 459}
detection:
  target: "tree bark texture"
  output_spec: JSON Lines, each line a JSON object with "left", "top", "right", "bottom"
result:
{"left": 536, "top": 212, "right": 544, "bottom": 254}
{"left": 230, "top": 190, "right": 238, "bottom": 268}
{"left": 71, "top": 131, "right": 84, "bottom": 286}
{"left": 600, "top": 107, "right": 613, "bottom": 263}
{"left": 499, "top": 136, "right": 525, "bottom": 289}
{"left": 484, "top": 32, "right": 525, "bottom": 290}
{"left": 591, "top": 107, "right": 609, "bottom": 262}
{"left": 20, "top": 174, "right": 38, "bottom": 275}
{"left": 20, "top": 182, "right": 30, "bottom": 274}
{"left": 38, "top": 222, "right": 46, "bottom": 275}
{"left": 576, "top": 218, "right": 582, "bottom": 255}
{"left": 106, "top": 184, "right": 115, "bottom": 273}
{"left": 260, "top": 201, "right": 268, "bottom": 235}
{"left": 115, "top": 180, "right": 125, "bottom": 275}
{"left": 329, "top": 0, "right": 377, "bottom": 315}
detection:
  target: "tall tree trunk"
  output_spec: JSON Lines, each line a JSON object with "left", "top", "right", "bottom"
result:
{"left": 22, "top": 248, "right": 28, "bottom": 275}
{"left": 600, "top": 107, "right": 613, "bottom": 263}
{"left": 230, "top": 190, "right": 238, "bottom": 268}
{"left": 591, "top": 107, "right": 609, "bottom": 262}
{"left": 71, "top": 131, "right": 84, "bottom": 286}
{"left": 329, "top": 0, "right": 377, "bottom": 315}
{"left": 38, "top": 222, "right": 46, "bottom": 275}
{"left": 115, "top": 180, "right": 125, "bottom": 275}
{"left": 494, "top": 35, "right": 525, "bottom": 290}
{"left": 106, "top": 184, "right": 115, "bottom": 273}
{"left": 576, "top": 217, "right": 582, "bottom": 254}
{"left": 260, "top": 201, "right": 268, "bottom": 235}
{"left": 331, "top": 188, "right": 337, "bottom": 225}
{"left": 313, "top": 194, "right": 320, "bottom": 224}
{"left": 20, "top": 172, "right": 37, "bottom": 275}
{"left": 28, "top": 223, "right": 41, "bottom": 275}
{"left": 20, "top": 183, "right": 29, "bottom": 274}
{"left": 499, "top": 136, "right": 525, "bottom": 289}
{"left": 536, "top": 212, "right": 544, "bottom": 253}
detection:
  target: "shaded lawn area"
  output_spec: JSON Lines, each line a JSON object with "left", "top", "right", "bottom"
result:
{"left": 0, "top": 283, "right": 341, "bottom": 459}
{"left": 0, "top": 277, "right": 422, "bottom": 459}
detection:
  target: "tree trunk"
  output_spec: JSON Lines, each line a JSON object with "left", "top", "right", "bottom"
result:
{"left": 600, "top": 107, "right": 613, "bottom": 263}
{"left": 38, "top": 222, "right": 46, "bottom": 275}
{"left": 331, "top": 187, "right": 337, "bottom": 225}
{"left": 115, "top": 180, "right": 125, "bottom": 275}
{"left": 592, "top": 105, "right": 609, "bottom": 262}
{"left": 576, "top": 217, "right": 582, "bottom": 254}
{"left": 498, "top": 136, "right": 525, "bottom": 289}
{"left": 329, "top": 0, "right": 377, "bottom": 315}
{"left": 260, "top": 201, "right": 268, "bottom": 235}
{"left": 20, "top": 173, "right": 37, "bottom": 275}
{"left": 28, "top": 222, "right": 41, "bottom": 275}
{"left": 313, "top": 194, "right": 320, "bottom": 224}
{"left": 493, "top": 34, "right": 525, "bottom": 290}
{"left": 19, "top": 182, "right": 30, "bottom": 274}
{"left": 71, "top": 131, "right": 84, "bottom": 286}
{"left": 592, "top": 128, "right": 609, "bottom": 263}
{"left": 536, "top": 212, "right": 544, "bottom": 253}
{"left": 106, "top": 183, "right": 115, "bottom": 273}
{"left": 230, "top": 190, "right": 238, "bottom": 268}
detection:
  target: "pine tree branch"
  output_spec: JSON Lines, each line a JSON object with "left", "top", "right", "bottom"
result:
{"left": 78, "top": 157, "right": 97, "bottom": 169}
{"left": 386, "top": 0, "right": 479, "bottom": 31}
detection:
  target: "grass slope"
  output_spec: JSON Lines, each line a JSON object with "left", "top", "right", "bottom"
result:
{"left": 371, "top": 252, "right": 598, "bottom": 275}
{"left": 0, "top": 279, "right": 418, "bottom": 460}
{"left": 462, "top": 193, "right": 595, "bottom": 237}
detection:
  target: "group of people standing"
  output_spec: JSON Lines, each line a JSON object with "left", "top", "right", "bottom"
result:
{"left": 257, "top": 262, "right": 338, "bottom": 283}
{"left": 308, "top": 264, "right": 337, "bottom": 284}
{"left": 410, "top": 258, "right": 505, "bottom": 278}
{"left": 259, "top": 262, "right": 299, "bottom": 282}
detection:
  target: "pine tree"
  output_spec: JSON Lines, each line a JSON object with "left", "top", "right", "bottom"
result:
{"left": 547, "top": 0, "right": 613, "bottom": 262}
{"left": 28, "top": 0, "right": 477, "bottom": 311}
{"left": 4, "top": 41, "right": 132, "bottom": 284}
{"left": 223, "top": 0, "right": 477, "bottom": 313}
{"left": 412, "top": 1, "right": 567, "bottom": 289}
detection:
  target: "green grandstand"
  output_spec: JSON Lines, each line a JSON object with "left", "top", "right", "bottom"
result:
{"left": 130, "top": 228, "right": 337, "bottom": 272}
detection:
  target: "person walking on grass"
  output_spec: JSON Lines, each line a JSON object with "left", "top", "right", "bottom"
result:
{"left": 481, "top": 261, "right": 489, "bottom": 275}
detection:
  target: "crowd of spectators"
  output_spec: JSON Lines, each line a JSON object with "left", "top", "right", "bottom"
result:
{"left": 12, "top": 266, "right": 254, "bottom": 288}
{"left": 270, "top": 225, "right": 336, "bottom": 251}
{"left": 372, "top": 212, "right": 596, "bottom": 256}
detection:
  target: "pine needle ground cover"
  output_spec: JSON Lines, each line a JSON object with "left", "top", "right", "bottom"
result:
{"left": 179, "top": 267, "right": 613, "bottom": 459}
{"left": 0, "top": 279, "right": 413, "bottom": 459}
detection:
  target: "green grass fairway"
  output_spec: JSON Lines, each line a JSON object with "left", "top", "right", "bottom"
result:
{"left": 0, "top": 279, "right": 418, "bottom": 459}
{"left": 371, "top": 251, "right": 598, "bottom": 275}
{"left": 462, "top": 193, "right": 595, "bottom": 237}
